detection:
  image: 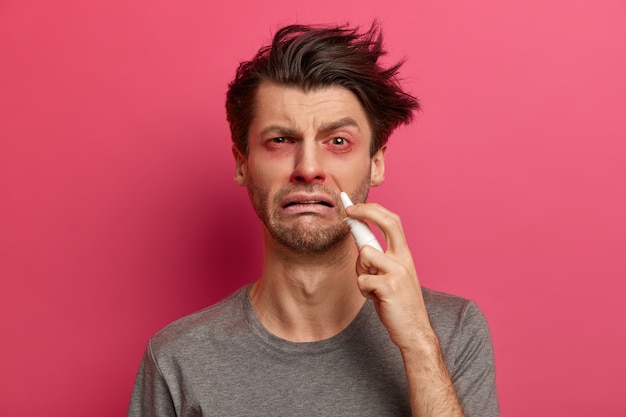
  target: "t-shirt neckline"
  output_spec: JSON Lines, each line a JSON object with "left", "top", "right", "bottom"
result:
{"left": 240, "top": 284, "right": 374, "bottom": 355}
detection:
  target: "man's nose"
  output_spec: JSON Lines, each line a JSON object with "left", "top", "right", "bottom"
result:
{"left": 290, "top": 142, "right": 326, "bottom": 184}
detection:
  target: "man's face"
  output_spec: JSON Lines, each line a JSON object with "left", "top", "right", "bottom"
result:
{"left": 233, "top": 82, "right": 385, "bottom": 253}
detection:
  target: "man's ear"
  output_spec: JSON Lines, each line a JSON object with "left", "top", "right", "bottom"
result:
{"left": 232, "top": 145, "right": 247, "bottom": 187}
{"left": 370, "top": 145, "right": 386, "bottom": 187}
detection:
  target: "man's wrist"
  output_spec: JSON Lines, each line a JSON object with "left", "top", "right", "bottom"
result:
{"left": 397, "top": 326, "right": 442, "bottom": 358}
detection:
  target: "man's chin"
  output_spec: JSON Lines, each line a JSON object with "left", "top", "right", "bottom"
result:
{"left": 268, "top": 221, "right": 350, "bottom": 254}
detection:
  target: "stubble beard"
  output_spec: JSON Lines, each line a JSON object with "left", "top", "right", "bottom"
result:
{"left": 246, "top": 177, "right": 371, "bottom": 254}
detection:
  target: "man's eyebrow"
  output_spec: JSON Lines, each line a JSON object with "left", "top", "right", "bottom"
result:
{"left": 259, "top": 125, "right": 298, "bottom": 138}
{"left": 259, "top": 117, "right": 362, "bottom": 138}
{"left": 318, "top": 117, "right": 362, "bottom": 133}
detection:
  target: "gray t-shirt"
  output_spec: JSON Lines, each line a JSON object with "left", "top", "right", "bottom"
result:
{"left": 128, "top": 285, "right": 499, "bottom": 416}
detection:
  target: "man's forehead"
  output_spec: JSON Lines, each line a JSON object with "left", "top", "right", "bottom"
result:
{"left": 252, "top": 82, "right": 372, "bottom": 132}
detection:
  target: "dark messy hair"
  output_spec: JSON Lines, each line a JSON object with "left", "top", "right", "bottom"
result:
{"left": 225, "top": 22, "right": 420, "bottom": 155}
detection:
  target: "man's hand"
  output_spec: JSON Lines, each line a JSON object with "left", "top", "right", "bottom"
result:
{"left": 345, "top": 202, "right": 465, "bottom": 417}
{"left": 345, "top": 202, "right": 431, "bottom": 350}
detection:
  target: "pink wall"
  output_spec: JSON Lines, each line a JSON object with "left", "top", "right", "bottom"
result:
{"left": 1, "top": 1, "right": 625, "bottom": 415}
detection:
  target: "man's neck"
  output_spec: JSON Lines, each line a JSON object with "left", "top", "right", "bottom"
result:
{"left": 250, "top": 237, "right": 366, "bottom": 343}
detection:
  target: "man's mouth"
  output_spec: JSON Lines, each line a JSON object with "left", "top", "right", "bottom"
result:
{"left": 283, "top": 200, "right": 333, "bottom": 208}
{"left": 280, "top": 193, "right": 337, "bottom": 215}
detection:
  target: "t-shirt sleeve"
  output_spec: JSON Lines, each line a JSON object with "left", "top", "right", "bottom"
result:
{"left": 449, "top": 301, "right": 500, "bottom": 417}
{"left": 127, "top": 342, "right": 177, "bottom": 417}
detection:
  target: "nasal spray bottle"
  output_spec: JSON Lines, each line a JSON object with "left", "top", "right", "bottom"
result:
{"left": 340, "top": 192, "right": 383, "bottom": 252}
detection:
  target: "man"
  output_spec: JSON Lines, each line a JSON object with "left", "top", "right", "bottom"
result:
{"left": 128, "top": 23, "right": 500, "bottom": 416}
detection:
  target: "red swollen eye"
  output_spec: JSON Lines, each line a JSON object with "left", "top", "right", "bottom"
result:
{"left": 330, "top": 137, "right": 348, "bottom": 145}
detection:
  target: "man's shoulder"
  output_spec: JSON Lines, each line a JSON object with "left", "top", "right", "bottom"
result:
{"left": 149, "top": 286, "right": 249, "bottom": 355}
{"left": 422, "top": 287, "right": 489, "bottom": 336}
{"left": 422, "top": 287, "right": 473, "bottom": 315}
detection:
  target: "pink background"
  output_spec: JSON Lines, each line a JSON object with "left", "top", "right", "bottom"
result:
{"left": 1, "top": 0, "right": 625, "bottom": 415}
